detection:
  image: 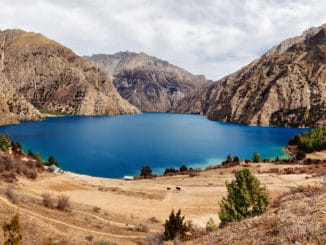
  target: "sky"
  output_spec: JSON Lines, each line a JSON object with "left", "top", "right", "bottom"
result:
{"left": 0, "top": 0, "right": 325, "bottom": 80}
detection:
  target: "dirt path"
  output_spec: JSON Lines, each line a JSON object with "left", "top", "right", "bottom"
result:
{"left": 0, "top": 196, "right": 145, "bottom": 240}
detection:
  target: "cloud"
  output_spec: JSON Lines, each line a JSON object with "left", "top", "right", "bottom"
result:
{"left": 0, "top": 0, "right": 325, "bottom": 80}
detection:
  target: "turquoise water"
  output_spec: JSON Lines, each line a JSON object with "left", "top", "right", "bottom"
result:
{"left": 0, "top": 113, "right": 307, "bottom": 178}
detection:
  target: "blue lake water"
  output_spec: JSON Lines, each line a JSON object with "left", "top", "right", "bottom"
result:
{"left": 0, "top": 113, "right": 307, "bottom": 178}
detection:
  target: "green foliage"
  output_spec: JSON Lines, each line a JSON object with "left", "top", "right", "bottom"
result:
{"left": 218, "top": 169, "right": 270, "bottom": 227}
{"left": 140, "top": 166, "right": 152, "bottom": 178}
{"left": 253, "top": 152, "right": 261, "bottom": 163}
{"left": 206, "top": 217, "right": 217, "bottom": 232}
{"left": 2, "top": 213, "right": 22, "bottom": 245}
{"left": 0, "top": 133, "right": 11, "bottom": 152}
{"left": 163, "top": 209, "right": 188, "bottom": 241}
{"left": 33, "top": 152, "right": 43, "bottom": 162}
{"left": 289, "top": 127, "right": 326, "bottom": 153}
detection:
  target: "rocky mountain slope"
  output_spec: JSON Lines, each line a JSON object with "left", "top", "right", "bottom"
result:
{"left": 0, "top": 29, "right": 139, "bottom": 125}
{"left": 174, "top": 24, "right": 326, "bottom": 127}
{"left": 85, "top": 52, "right": 208, "bottom": 112}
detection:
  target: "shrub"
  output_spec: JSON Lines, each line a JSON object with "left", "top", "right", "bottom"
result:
{"left": 206, "top": 217, "right": 217, "bottom": 232}
{"left": 33, "top": 152, "right": 43, "bottom": 162}
{"left": 56, "top": 195, "right": 70, "bottom": 211}
{"left": 253, "top": 152, "right": 261, "bottom": 163}
{"left": 296, "top": 150, "right": 306, "bottom": 160}
{"left": 218, "top": 169, "right": 270, "bottom": 227}
{"left": 179, "top": 165, "right": 188, "bottom": 172}
{"left": 289, "top": 127, "right": 326, "bottom": 153}
{"left": 163, "top": 209, "right": 188, "bottom": 241}
{"left": 140, "top": 166, "right": 152, "bottom": 178}
{"left": 11, "top": 142, "right": 22, "bottom": 155}
{"left": 0, "top": 133, "right": 11, "bottom": 152}
{"left": 2, "top": 213, "right": 22, "bottom": 245}
{"left": 41, "top": 193, "right": 55, "bottom": 209}
{"left": 164, "top": 167, "right": 178, "bottom": 175}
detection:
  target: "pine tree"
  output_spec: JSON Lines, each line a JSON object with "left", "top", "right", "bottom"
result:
{"left": 218, "top": 169, "right": 270, "bottom": 227}
{"left": 253, "top": 152, "right": 261, "bottom": 163}
{"left": 163, "top": 209, "right": 188, "bottom": 241}
{"left": 2, "top": 213, "right": 22, "bottom": 245}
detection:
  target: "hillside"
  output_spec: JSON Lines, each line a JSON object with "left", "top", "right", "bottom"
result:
{"left": 173, "top": 24, "right": 326, "bottom": 127}
{"left": 85, "top": 52, "right": 208, "bottom": 112}
{"left": 0, "top": 29, "right": 139, "bottom": 126}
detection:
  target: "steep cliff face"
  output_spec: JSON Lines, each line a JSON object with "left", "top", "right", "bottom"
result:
{"left": 0, "top": 29, "right": 139, "bottom": 125}
{"left": 175, "top": 24, "right": 326, "bottom": 127}
{"left": 85, "top": 52, "right": 208, "bottom": 112}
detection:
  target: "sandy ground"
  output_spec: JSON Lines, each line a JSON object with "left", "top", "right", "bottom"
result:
{"left": 0, "top": 157, "right": 325, "bottom": 244}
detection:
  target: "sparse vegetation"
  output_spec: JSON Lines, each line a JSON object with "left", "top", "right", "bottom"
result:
{"left": 289, "top": 127, "right": 326, "bottom": 153}
{"left": 206, "top": 217, "right": 217, "bottom": 232}
{"left": 41, "top": 193, "right": 55, "bottom": 209}
{"left": 56, "top": 195, "right": 71, "bottom": 211}
{"left": 218, "top": 169, "right": 270, "bottom": 227}
{"left": 2, "top": 213, "right": 22, "bottom": 245}
{"left": 0, "top": 133, "right": 11, "bottom": 152}
{"left": 163, "top": 209, "right": 188, "bottom": 241}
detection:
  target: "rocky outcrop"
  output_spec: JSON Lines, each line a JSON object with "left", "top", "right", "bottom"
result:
{"left": 0, "top": 29, "right": 139, "bottom": 125}
{"left": 85, "top": 52, "right": 208, "bottom": 112}
{"left": 174, "top": 24, "right": 326, "bottom": 127}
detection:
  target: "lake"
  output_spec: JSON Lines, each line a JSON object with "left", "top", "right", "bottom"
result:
{"left": 0, "top": 113, "right": 307, "bottom": 178}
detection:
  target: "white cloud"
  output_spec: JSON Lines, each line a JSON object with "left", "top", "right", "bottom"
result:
{"left": 0, "top": 0, "right": 325, "bottom": 80}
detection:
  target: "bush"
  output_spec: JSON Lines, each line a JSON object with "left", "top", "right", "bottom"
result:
{"left": 47, "top": 155, "right": 59, "bottom": 167}
{"left": 140, "top": 166, "right": 152, "bottom": 178}
{"left": 296, "top": 150, "right": 306, "bottom": 160}
{"left": 56, "top": 195, "right": 71, "bottom": 211}
{"left": 218, "top": 169, "right": 270, "bottom": 227}
{"left": 33, "top": 152, "right": 43, "bottom": 162}
{"left": 289, "top": 127, "right": 326, "bottom": 153}
{"left": 253, "top": 152, "right": 261, "bottom": 163}
{"left": 41, "top": 193, "right": 55, "bottom": 209}
{"left": 163, "top": 209, "right": 188, "bottom": 241}
{"left": 0, "top": 133, "right": 11, "bottom": 152}
{"left": 2, "top": 213, "right": 22, "bottom": 245}
{"left": 179, "top": 165, "right": 188, "bottom": 172}
{"left": 233, "top": 156, "right": 240, "bottom": 163}
{"left": 206, "top": 217, "right": 217, "bottom": 232}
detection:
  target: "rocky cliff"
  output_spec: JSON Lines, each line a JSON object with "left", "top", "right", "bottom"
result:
{"left": 174, "top": 24, "right": 326, "bottom": 127}
{"left": 0, "top": 29, "right": 139, "bottom": 125}
{"left": 85, "top": 52, "right": 208, "bottom": 112}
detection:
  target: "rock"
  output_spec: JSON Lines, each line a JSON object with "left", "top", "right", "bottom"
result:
{"left": 0, "top": 29, "right": 139, "bottom": 125}
{"left": 85, "top": 52, "right": 209, "bottom": 112}
{"left": 174, "top": 24, "right": 326, "bottom": 127}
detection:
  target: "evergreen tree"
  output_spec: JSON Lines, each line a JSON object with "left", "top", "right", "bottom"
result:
{"left": 218, "top": 169, "right": 270, "bottom": 227}
{"left": 140, "top": 166, "right": 152, "bottom": 178}
{"left": 253, "top": 152, "right": 261, "bottom": 163}
{"left": 163, "top": 209, "right": 188, "bottom": 241}
{"left": 48, "top": 155, "right": 59, "bottom": 166}
{"left": 179, "top": 165, "right": 188, "bottom": 172}
{"left": 2, "top": 213, "right": 22, "bottom": 245}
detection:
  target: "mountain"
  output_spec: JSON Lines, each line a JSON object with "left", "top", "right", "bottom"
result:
{"left": 173, "top": 24, "right": 326, "bottom": 127}
{"left": 85, "top": 52, "right": 209, "bottom": 112}
{"left": 0, "top": 29, "right": 139, "bottom": 125}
